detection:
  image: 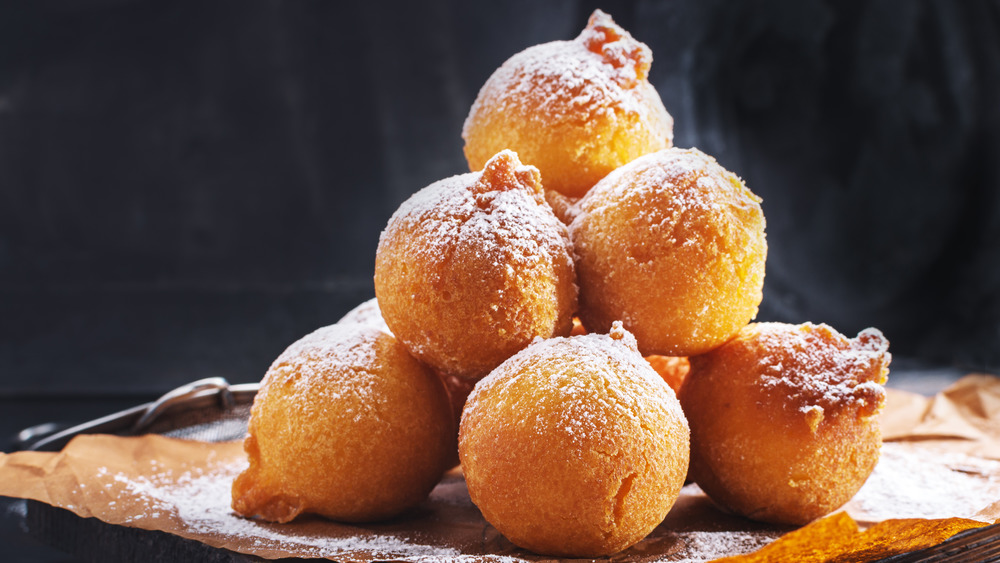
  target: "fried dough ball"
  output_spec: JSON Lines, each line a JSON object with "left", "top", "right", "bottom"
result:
{"left": 463, "top": 10, "right": 673, "bottom": 199}
{"left": 231, "top": 324, "right": 453, "bottom": 523}
{"left": 679, "top": 322, "right": 891, "bottom": 525}
{"left": 336, "top": 296, "right": 392, "bottom": 335}
{"left": 570, "top": 147, "right": 767, "bottom": 357}
{"left": 645, "top": 355, "right": 690, "bottom": 394}
{"left": 459, "top": 323, "right": 690, "bottom": 557}
{"left": 572, "top": 327, "right": 691, "bottom": 399}
{"left": 336, "top": 297, "right": 472, "bottom": 469}
{"left": 572, "top": 317, "right": 691, "bottom": 399}
{"left": 375, "top": 149, "right": 578, "bottom": 380}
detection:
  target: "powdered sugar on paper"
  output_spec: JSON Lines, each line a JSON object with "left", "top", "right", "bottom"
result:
{"left": 70, "top": 435, "right": 1000, "bottom": 562}
{"left": 847, "top": 442, "right": 1000, "bottom": 523}
{"left": 659, "top": 530, "right": 778, "bottom": 563}
{"left": 109, "top": 458, "right": 461, "bottom": 560}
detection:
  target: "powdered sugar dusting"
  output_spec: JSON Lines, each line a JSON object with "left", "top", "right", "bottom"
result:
{"left": 77, "top": 437, "right": 1000, "bottom": 561}
{"left": 579, "top": 9, "right": 652, "bottom": 86}
{"left": 380, "top": 151, "right": 571, "bottom": 285}
{"left": 754, "top": 323, "right": 891, "bottom": 419}
{"left": 573, "top": 148, "right": 761, "bottom": 250}
{"left": 463, "top": 323, "right": 686, "bottom": 449}
{"left": 662, "top": 530, "right": 777, "bottom": 562}
{"left": 375, "top": 150, "right": 576, "bottom": 373}
{"left": 258, "top": 324, "right": 387, "bottom": 412}
{"left": 97, "top": 452, "right": 777, "bottom": 562}
{"left": 847, "top": 442, "right": 1000, "bottom": 523}
{"left": 435, "top": 557, "right": 527, "bottom": 563}
{"left": 110, "top": 458, "right": 460, "bottom": 560}
{"left": 336, "top": 297, "right": 392, "bottom": 336}
{"left": 381, "top": 153, "right": 570, "bottom": 289}
{"left": 461, "top": 11, "right": 664, "bottom": 139}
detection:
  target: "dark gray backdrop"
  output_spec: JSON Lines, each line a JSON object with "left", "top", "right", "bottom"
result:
{"left": 2, "top": 0, "right": 998, "bottom": 397}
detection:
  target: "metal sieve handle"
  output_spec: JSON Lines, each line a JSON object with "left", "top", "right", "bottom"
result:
{"left": 131, "top": 377, "right": 235, "bottom": 433}
{"left": 22, "top": 378, "right": 258, "bottom": 452}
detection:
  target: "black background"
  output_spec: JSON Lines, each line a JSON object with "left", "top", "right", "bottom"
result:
{"left": 1, "top": 1, "right": 999, "bottom": 560}
{"left": 1, "top": 1, "right": 998, "bottom": 408}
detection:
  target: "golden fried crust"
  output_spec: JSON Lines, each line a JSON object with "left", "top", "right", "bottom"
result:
{"left": 644, "top": 355, "right": 690, "bottom": 394}
{"left": 375, "top": 150, "right": 578, "bottom": 380}
{"left": 543, "top": 189, "right": 582, "bottom": 225}
{"left": 336, "top": 297, "right": 471, "bottom": 469}
{"left": 459, "top": 324, "right": 690, "bottom": 557}
{"left": 679, "top": 322, "right": 891, "bottom": 525}
{"left": 231, "top": 325, "right": 453, "bottom": 523}
{"left": 335, "top": 297, "right": 392, "bottom": 335}
{"left": 570, "top": 147, "right": 767, "bottom": 356}
{"left": 462, "top": 10, "right": 673, "bottom": 199}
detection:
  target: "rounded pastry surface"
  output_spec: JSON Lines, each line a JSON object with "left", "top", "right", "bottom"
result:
{"left": 462, "top": 10, "right": 673, "bottom": 199}
{"left": 336, "top": 297, "right": 392, "bottom": 335}
{"left": 679, "top": 322, "right": 891, "bottom": 525}
{"left": 231, "top": 324, "right": 453, "bottom": 523}
{"left": 375, "top": 149, "right": 577, "bottom": 380}
{"left": 336, "top": 297, "right": 470, "bottom": 468}
{"left": 568, "top": 318, "right": 689, "bottom": 393}
{"left": 459, "top": 323, "right": 690, "bottom": 557}
{"left": 570, "top": 146, "right": 767, "bottom": 356}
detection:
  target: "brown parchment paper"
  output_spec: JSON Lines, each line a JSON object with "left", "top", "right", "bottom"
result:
{"left": 881, "top": 374, "right": 1000, "bottom": 459}
{"left": 1, "top": 374, "right": 999, "bottom": 562}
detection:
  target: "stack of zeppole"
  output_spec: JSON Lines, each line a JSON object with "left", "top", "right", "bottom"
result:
{"left": 231, "top": 8, "right": 890, "bottom": 559}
